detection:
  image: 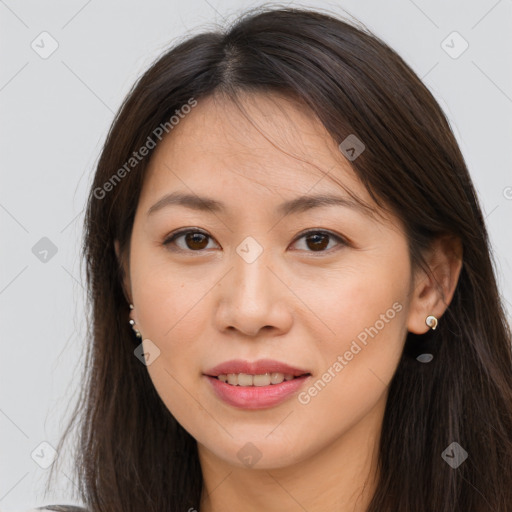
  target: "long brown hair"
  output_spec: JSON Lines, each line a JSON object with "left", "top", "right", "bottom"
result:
{"left": 47, "top": 5, "right": 512, "bottom": 511}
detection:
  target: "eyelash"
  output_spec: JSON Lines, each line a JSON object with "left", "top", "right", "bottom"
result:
{"left": 162, "top": 228, "right": 348, "bottom": 256}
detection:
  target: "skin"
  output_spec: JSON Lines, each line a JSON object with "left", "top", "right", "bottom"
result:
{"left": 115, "top": 91, "right": 462, "bottom": 512}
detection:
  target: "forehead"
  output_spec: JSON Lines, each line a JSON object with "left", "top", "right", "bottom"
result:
{"left": 140, "top": 91, "right": 378, "bottom": 219}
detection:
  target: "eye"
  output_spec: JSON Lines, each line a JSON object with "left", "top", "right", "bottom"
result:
{"left": 162, "top": 228, "right": 347, "bottom": 255}
{"left": 163, "top": 228, "right": 218, "bottom": 253}
{"left": 290, "top": 229, "right": 347, "bottom": 254}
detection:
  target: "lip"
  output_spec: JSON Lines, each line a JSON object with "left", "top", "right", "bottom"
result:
{"left": 204, "top": 358, "right": 311, "bottom": 377}
{"left": 204, "top": 374, "right": 311, "bottom": 410}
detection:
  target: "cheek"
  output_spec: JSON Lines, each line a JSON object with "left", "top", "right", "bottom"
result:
{"left": 129, "top": 239, "right": 202, "bottom": 333}
{"left": 134, "top": 276, "right": 209, "bottom": 360}
{"left": 130, "top": 260, "right": 210, "bottom": 432}
{"left": 304, "top": 255, "right": 409, "bottom": 402}
{"left": 129, "top": 250, "right": 215, "bottom": 400}
{"left": 297, "top": 294, "right": 406, "bottom": 437}
{"left": 301, "top": 258, "right": 408, "bottom": 344}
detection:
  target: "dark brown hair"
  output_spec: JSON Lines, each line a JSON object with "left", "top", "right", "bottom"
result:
{"left": 47, "top": 5, "right": 512, "bottom": 511}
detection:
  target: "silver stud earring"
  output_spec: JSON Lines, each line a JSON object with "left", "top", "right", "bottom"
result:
{"left": 425, "top": 315, "right": 438, "bottom": 331}
{"left": 129, "top": 303, "right": 142, "bottom": 338}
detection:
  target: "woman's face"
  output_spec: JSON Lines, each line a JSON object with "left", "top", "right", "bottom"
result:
{"left": 119, "top": 92, "right": 418, "bottom": 470}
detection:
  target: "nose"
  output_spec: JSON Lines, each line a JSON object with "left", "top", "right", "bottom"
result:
{"left": 214, "top": 248, "right": 293, "bottom": 338}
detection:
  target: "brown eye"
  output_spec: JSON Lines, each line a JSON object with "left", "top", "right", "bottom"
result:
{"left": 292, "top": 230, "right": 346, "bottom": 254}
{"left": 163, "top": 229, "right": 216, "bottom": 252}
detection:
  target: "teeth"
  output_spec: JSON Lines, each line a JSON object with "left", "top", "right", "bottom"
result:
{"left": 216, "top": 372, "right": 298, "bottom": 386}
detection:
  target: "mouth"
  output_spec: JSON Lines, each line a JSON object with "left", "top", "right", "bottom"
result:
{"left": 204, "top": 372, "right": 312, "bottom": 410}
{"left": 209, "top": 372, "right": 312, "bottom": 387}
{"left": 204, "top": 358, "right": 312, "bottom": 382}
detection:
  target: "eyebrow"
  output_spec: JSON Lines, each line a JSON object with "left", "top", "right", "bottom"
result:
{"left": 146, "top": 191, "right": 373, "bottom": 217}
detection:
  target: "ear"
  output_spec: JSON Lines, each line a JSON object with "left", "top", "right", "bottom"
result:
{"left": 114, "top": 239, "right": 132, "bottom": 305}
{"left": 406, "top": 234, "right": 463, "bottom": 334}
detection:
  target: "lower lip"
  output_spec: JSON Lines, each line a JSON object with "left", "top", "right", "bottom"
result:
{"left": 204, "top": 374, "right": 311, "bottom": 410}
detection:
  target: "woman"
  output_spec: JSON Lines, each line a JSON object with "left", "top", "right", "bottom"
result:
{"left": 32, "top": 5, "right": 512, "bottom": 512}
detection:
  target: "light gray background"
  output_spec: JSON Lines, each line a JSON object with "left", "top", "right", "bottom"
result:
{"left": 1, "top": 0, "right": 511, "bottom": 510}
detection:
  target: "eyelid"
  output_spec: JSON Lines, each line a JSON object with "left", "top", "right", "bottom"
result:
{"left": 162, "top": 227, "right": 349, "bottom": 254}
{"left": 292, "top": 227, "right": 347, "bottom": 244}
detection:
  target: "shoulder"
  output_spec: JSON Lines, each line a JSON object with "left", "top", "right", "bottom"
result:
{"left": 22, "top": 506, "right": 89, "bottom": 512}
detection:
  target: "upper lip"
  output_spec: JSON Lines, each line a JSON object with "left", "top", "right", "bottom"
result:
{"left": 204, "top": 359, "right": 311, "bottom": 377}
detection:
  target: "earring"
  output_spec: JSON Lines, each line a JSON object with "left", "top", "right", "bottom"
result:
{"left": 129, "top": 303, "right": 142, "bottom": 338}
{"left": 425, "top": 315, "right": 438, "bottom": 331}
